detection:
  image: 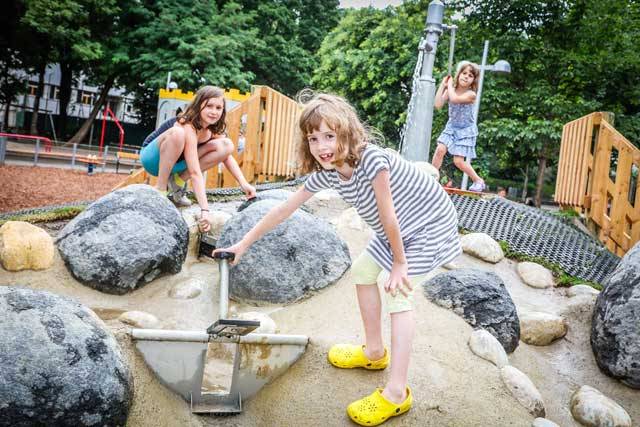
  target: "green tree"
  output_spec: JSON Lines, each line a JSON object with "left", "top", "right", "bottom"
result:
{"left": 219, "top": 0, "right": 340, "bottom": 96}
{"left": 313, "top": 3, "right": 435, "bottom": 145}
{"left": 122, "top": 0, "right": 256, "bottom": 129}
{"left": 21, "top": 0, "right": 117, "bottom": 138}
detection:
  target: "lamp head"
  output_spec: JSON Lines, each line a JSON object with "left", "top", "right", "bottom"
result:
{"left": 492, "top": 60, "right": 511, "bottom": 74}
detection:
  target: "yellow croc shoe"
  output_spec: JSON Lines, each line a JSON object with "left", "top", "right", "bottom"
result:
{"left": 327, "top": 344, "right": 389, "bottom": 370}
{"left": 347, "top": 387, "right": 412, "bottom": 426}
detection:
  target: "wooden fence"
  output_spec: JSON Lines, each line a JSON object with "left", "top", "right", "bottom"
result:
{"left": 555, "top": 112, "right": 640, "bottom": 255}
{"left": 115, "top": 85, "right": 299, "bottom": 190}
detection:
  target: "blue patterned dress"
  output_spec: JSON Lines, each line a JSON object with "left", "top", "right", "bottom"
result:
{"left": 437, "top": 101, "right": 478, "bottom": 159}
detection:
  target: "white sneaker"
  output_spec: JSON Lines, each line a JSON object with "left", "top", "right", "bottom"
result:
{"left": 167, "top": 174, "right": 192, "bottom": 207}
{"left": 468, "top": 180, "right": 486, "bottom": 193}
{"left": 168, "top": 191, "right": 192, "bottom": 207}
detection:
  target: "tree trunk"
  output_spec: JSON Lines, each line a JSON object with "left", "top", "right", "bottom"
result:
{"left": 30, "top": 63, "right": 46, "bottom": 135}
{"left": 2, "top": 99, "right": 9, "bottom": 132}
{"left": 68, "top": 74, "right": 116, "bottom": 145}
{"left": 521, "top": 164, "right": 529, "bottom": 202}
{"left": 58, "top": 58, "right": 73, "bottom": 139}
{"left": 534, "top": 156, "right": 547, "bottom": 208}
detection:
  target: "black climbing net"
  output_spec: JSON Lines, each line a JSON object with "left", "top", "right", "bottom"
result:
{"left": 451, "top": 194, "right": 619, "bottom": 283}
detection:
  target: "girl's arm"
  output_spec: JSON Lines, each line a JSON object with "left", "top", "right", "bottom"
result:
{"left": 434, "top": 76, "right": 450, "bottom": 110}
{"left": 446, "top": 79, "right": 477, "bottom": 104}
{"left": 213, "top": 187, "right": 314, "bottom": 264}
{"left": 182, "top": 126, "right": 209, "bottom": 211}
{"left": 223, "top": 153, "right": 256, "bottom": 198}
{"left": 371, "top": 170, "right": 411, "bottom": 296}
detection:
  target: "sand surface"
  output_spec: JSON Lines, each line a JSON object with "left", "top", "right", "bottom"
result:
{"left": 1, "top": 193, "right": 638, "bottom": 427}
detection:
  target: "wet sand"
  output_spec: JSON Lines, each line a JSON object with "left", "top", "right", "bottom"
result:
{"left": 1, "top": 194, "right": 638, "bottom": 427}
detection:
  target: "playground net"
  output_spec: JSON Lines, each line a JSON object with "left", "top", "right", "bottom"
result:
{"left": 451, "top": 195, "right": 620, "bottom": 284}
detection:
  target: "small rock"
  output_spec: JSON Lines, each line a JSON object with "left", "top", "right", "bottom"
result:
{"left": 570, "top": 385, "right": 632, "bottom": 427}
{"left": 567, "top": 284, "right": 600, "bottom": 297}
{"left": 236, "top": 312, "right": 277, "bottom": 334}
{"left": 468, "top": 329, "right": 509, "bottom": 367}
{"left": 519, "top": 312, "right": 567, "bottom": 346}
{"left": 313, "top": 189, "right": 341, "bottom": 202}
{"left": 460, "top": 233, "right": 504, "bottom": 263}
{"left": 517, "top": 262, "right": 555, "bottom": 289}
{"left": 532, "top": 418, "right": 559, "bottom": 427}
{"left": 413, "top": 161, "right": 440, "bottom": 180}
{"left": 168, "top": 280, "right": 203, "bottom": 299}
{"left": 0, "top": 221, "right": 54, "bottom": 271}
{"left": 336, "top": 207, "right": 369, "bottom": 232}
{"left": 500, "top": 365, "right": 546, "bottom": 418}
{"left": 119, "top": 311, "right": 161, "bottom": 329}
{"left": 443, "top": 260, "right": 462, "bottom": 270}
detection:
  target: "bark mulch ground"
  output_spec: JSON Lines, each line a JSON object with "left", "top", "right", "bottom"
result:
{"left": 1, "top": 165, "right": 128, "bottom": 213}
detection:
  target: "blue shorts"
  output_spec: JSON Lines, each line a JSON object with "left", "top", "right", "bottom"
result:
{"left": 140, "top": 137, "right": 188, "bottom": 177}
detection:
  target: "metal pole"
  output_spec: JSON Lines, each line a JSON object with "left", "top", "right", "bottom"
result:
{"left": 400, "top": 0, "right": 445, "bottom": 162}
{"left": 71, "top": 143, "right": 77, "bottom": 167}
{"left": 447, "top": 25, "right": 457, "bottom": 76}
{"left": 219, "top": 259, "right": 230, "bottom": 319}
{"left": 0, "top": 136, "right": 6, "bottom": 165}
{"left": 102, "top": 145, "right": 109, "bottom": 173}
{"left": 461, "top": 40, "right": 489, "bottom": 191}
{"left": 166, "top": 72, "right": 172, "bottom": 90}
{"left": 34, "top": 139, "right": 40, "bottom": 166}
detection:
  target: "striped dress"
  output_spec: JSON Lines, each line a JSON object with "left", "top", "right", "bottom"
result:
{"left": 305, "top": 144, "right": 461, "bottom": 276}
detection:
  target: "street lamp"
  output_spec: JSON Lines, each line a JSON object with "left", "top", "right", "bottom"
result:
{"left": 460, "top": 40, "right": 511, "bottom": 191}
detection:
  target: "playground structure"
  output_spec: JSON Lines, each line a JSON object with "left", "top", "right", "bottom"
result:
{"left": 116, "top": 85, "right": 299, "bottom": 190}
{"left": 556, "top": 112, "right": 640, "bottom": 256}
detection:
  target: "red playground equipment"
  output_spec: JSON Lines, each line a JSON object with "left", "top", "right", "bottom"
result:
{"left": 98, "top": 106, "right": 124, "bottom": 155}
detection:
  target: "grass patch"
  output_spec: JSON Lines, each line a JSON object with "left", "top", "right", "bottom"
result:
{"left": 498, "top": 240, "right": 602, "bottom": 290}
{"left": 0, "top": 205, "right": 86, "bottom": 227}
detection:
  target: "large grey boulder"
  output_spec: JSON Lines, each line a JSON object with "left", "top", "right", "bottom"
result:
{"left": 237, "top": 189, "right": 294, "bottom": 212}
{"left": 591, "top": 242, "right": 640, "bottom": 388}
{"left": 424, "top": 269, "right": 520, "bottom": 353}
{"left": 56, "top": 184, "right": 189, "bottom": 295}
{"left": 218, "top": 199, "right": 351, "bottom": 304}
{"left": 0, "top": 286, "right": 133, "bottom": 427}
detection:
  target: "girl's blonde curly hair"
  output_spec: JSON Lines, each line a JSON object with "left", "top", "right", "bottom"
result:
{"left": 296, "top": 92, "right": 379, "bottom": 175}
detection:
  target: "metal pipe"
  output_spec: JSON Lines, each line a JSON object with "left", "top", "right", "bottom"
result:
{"left": 130, "top": 329, "right": 309, "bottom": 345}
{"left": 400, "top": 0, "right": 445, "bottom": 162}
{"left": 446, "top": 25, "right": 457, "bottom": 76}
{"left": 71, "top": 143, "right": 77, "bottom": 167}
{"left": 34, "top": 139, "right": 40, "bottom": 166}
{"left": 461, "top": 40, "right": 489, "bottom": 191}
{"left": 0, "top": 136, "right": 6, "bottom": 165}
{"left": 219, "top": 259, "right": 229, "bottom": 319}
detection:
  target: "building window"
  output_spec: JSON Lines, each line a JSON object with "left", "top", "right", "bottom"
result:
{"left": 28, "top": 84, "right": 38, "bottom": 96}
{"left": 76, "top": 90, "right": 93, "bottom": 104}
{"left": 126, "top": 103, "right": 133, "bottom": 113}
{"left": 49, "top": 85, "right": 60, "bottom": 100}
{"left": 81, "top": 92, "right": 93, "bottom": 105}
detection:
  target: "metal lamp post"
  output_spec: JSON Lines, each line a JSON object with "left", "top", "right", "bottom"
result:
{"left": 400, "top": 0, "right": 445, "bottom": 162}
{"left": 460, "top": 40, "right": 511, "bottom": 190}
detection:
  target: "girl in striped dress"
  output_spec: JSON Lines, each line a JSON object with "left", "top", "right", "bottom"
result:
{"left": 432, "top": 61, "right": 486, "bottom": 192}
{"left": 215, "top": 93, "right": 460, "bottom": 426}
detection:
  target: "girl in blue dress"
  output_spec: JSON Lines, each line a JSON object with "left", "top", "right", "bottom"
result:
{"left": 431, "top": 61, "right": 485, "bottom": 192}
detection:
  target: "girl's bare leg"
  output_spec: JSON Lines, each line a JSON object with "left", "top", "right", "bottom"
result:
{"left": 356, "top": 284, "right": 385, "bottom": 361}
{"left": 176, "top": 138, "right": 234, "bottom": 182}
{"left": 382, "top": 310, "right": 414, "bottom": 404}
{"left": 431, "top": 143, "right": 448, "bottom": 170}
{"left": 453, "top": 155, "right": 482, "bottom": 183}
{"left": 157, "top": 127, "right": 186, "bottom": 190}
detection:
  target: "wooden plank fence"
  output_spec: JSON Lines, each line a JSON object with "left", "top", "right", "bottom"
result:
{"left": 114, "top": 85, "right": 299, "bottom": 191}
{"left": 555, "top": 112, "right": 640, "bottom": 255}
